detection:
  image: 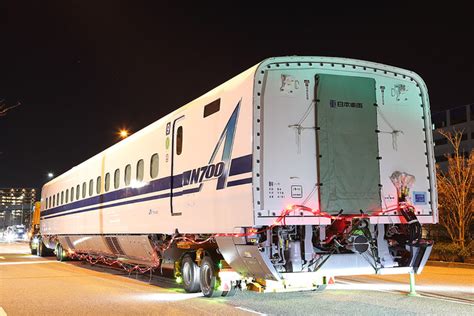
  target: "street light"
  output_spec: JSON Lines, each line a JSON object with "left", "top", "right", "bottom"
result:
{"left": 118, "top": 129, "right": 130, "bottom": 139}
{"left": 47, "top": 172, "right": 54, "bottom": 179}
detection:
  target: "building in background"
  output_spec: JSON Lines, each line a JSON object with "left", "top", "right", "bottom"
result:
{"left": 0, "top": 188, "right": 37, "bottom": 230}
{"left": 432, "top": 103, "right": 474, "bottom": 171}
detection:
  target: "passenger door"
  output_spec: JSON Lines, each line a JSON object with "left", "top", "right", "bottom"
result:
{"left": 170, "top": 116, "right": 185, "bottom": 216}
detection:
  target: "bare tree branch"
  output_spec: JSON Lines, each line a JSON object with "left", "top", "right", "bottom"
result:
{"left": 436, "top": 129, "right": 473, "bottom": 248}
{"left": 0, "top": 99, "right": 21, "bottom": 117}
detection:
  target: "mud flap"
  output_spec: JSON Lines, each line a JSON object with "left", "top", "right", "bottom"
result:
{"left": 215, "top": 236, "right": 280, "bottom": 281}
{"left": 410, "top": 242, "right": 433, "bottom": 274}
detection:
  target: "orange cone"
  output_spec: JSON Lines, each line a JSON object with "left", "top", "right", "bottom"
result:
{"left": 328, "top": 276, "right": 335, "bottom": 284}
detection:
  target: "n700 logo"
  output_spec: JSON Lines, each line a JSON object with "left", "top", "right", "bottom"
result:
{"left": 182, "top": 162, "right": 225, "bottom": 186}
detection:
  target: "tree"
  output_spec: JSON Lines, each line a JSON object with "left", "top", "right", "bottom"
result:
{"left": 0, "top": 99, "right": 20, "bottom": 117}
{"left": 436, "top": 129, "right": 473, "bottom": 249}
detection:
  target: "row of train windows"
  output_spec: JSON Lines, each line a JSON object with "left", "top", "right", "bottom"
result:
{"left": 44, "top": 99, "right": 221, "bottom": 210}
{"left": 45, "top": 153, "right": 159, "bottom": 210}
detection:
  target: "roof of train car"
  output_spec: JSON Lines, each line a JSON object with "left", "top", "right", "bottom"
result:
{"left": 42, "top": 56, "right": 427, "bottom": 189}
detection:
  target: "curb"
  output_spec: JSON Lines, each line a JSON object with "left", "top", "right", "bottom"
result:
{"left": 427, "top": 261, "right": 474, "bottom": 269}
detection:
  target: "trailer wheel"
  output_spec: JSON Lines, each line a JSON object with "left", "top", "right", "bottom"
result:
{"left": 56, "top": 244, "right": 66, "bottom": 261}
{"left": 181, "top": 254, "right": 201, "bottom": 293}
{"left": 30, "top": 242, "right": 37, "bottom": 255}
{"left": 199, "top": 256, "right": 223, "bottom": 298}
{"left": 38, "top": 239, "right": 52, "bottom": 257}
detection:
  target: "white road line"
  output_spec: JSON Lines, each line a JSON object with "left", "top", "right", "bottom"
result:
{"left": 235, "top": 306, "right": 267, "bottom": 315}
{"left": 0, "top": 307, "right": 7, "bottom": 316}
{"left": 0, "top": 261, "right": 63, "bottom": 266}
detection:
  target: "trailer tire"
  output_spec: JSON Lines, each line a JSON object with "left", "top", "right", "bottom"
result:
{"left": 30, "top": 243, "right": 37, "bottom": 255}
{"left": 181, "top": 254, "right": 201, "bottom": 293}
{"left": 38, "top": 239, "right": 52, "bottom": 257}
{"left": 199, "top": 256, "right": 223, "bottom": 298}
{"left": 56, "top": 244, "right": 66, "bottom": 261}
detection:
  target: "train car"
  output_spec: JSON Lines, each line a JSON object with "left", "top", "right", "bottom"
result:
{"left": 39, "top": 56, "right": 437, "bottom": 297}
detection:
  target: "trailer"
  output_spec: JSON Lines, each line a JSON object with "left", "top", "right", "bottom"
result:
{"left": 38, "top": 56, "right": 437, "bottom": 297}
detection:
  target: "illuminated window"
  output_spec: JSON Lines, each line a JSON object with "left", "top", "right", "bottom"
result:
{"left": 96, "top": 176, "right": 101, "bottom": 194}
{"left": 150, "top": 154, "right": 159, "bottom": 178}
{"left": 177, "top": 126, "right": 183, "bottom": 155}
{"left": 89, "top": 179, "right": 93, "bottom": 196}
{"left": 124, "top": 164, "right": 131, "bottom": 186}
{"left": 136, "top": 160, "right": 144, "bottom": 181}
{"left": 105, "top": 173, "right": 110, "bottom": 192}
{"left": 114, "top": 169, "right": 120, "bottom": 189}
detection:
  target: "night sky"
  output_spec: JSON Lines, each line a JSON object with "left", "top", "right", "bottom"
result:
{"left": 1, "top": 2, "right": 473, "bottom": 191}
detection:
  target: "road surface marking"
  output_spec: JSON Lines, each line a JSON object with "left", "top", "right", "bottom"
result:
{"left": 235, "top": 306, "right": 267, "bottom": 315}
{"left": 0, "top": 307, "right": 7, "bottom": 316}
{"left": 0, "top": 261, "right": 63, "bottom": 266}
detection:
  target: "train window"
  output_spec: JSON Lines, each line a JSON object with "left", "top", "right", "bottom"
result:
{"left": 176, "top": 126, "right": 183, "bottom": 155}
{"left": 53, "top": 195, "right": 56, "bottom": 207}
{"left": 46, "top": 197, "right": 49, "bottom": 209}
{"left": 114, "top": 169, "right": 120, "bottom": 189}
{"left": 136, "top": 159, "right": 144, "bottom": 181}
{"left": 65, "top": 189, "right": 69, "bottom": 203}
{"left": 71, "top": 187, "right": 74, "bottom": 202}
{"left": 61, "top": 191, "right": 64, "bottom": 205}
{"left": 105, "top": 173, "right": 110, "bottom": 192}
{"left": 124, "top": 164, "right": 131, "bottom": 186}
{"left": 150, "top": 154, "right": 159, "bottom": 178}
{"left": 76, "top": 185, "right": 80, "bottom": 200}
{"left": 82, "top": 182, "right": 86, "bottom": 198}
{"left": 56, "top": 193, "right": 59, "bottom": 206}
{"left": 96, "top": 176, "right": 101, "bottom": 194}
{"left": 203, "top": 99, "right": 220, "bottom": 118}
{"left": 89, "top": 179, "right": 93, "bottom": 196}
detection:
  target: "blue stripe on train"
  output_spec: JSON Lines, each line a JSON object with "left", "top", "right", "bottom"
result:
{"left": 41, "top": 154, "right": 253, "bottom": 219}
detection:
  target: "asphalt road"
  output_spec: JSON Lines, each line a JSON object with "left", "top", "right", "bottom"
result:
{"left": 1, "top": 242, "right": 473, "bottom": 316}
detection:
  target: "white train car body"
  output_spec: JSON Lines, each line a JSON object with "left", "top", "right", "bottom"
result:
{"left": 39, "top": 57, "right": 437, "bottom": 295}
